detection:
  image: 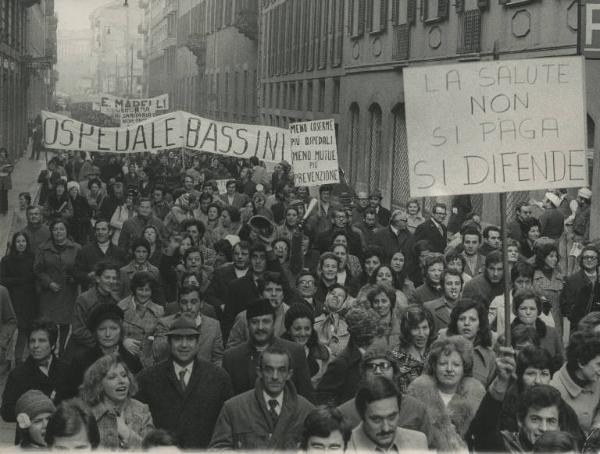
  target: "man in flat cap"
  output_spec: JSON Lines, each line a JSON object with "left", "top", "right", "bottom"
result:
{"left": 222, "top": 298, "right": 314, "bottom": 402}
{"left": 136, "top": 315, "right": 232, "bottom": 449}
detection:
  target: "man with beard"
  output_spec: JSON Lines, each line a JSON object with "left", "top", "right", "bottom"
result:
{"left": 118, "top": 197, "right": 167, "bottom": 254}
{"left": 561, "top": 244, "right": 600, "bottom": 329}
{"left": 153, "top": 285, "right": 223, "bottom": 365}
{"left": 73, "top": 219, "right": 127, "bottom": 290}
{"left": 462, "top": 251, "right": 505, "bottom": 308}
{"left": 210, "top": 346, "right": 314, "bottom": 450}
{"left": 226, "top": 272, "right": 288, "bottom": 349}
{"left": 507, "top": 202, "right": 533, "bottom": 242}
{"left": 467, "top": 347, "right": 580, "bottom": 452}
{"left": 347, "top": 377, "right": 427, "bottom": 452}
{"left": 136, "top": 316, "right": 232, "bottom": 449}
{"left": 1, "top": 320, "right": 75, "bottom": 422}
{"left": 222, "top": 242, "right": 286, "bottom": 339}
{"left": 222, "top": 298, "right": 313, "bottom": 401}
{"left": 424, "top": 269, "right": 463, "bottom": 334}
{"left": 461, "top": 227, "right": 485, "bottom": 278}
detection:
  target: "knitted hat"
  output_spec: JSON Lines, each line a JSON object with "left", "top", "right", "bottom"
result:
{"left": 15, "top": 390, "right": 56, "bottom": 420}
{"left": 345, "top": 306, "right": 379, "bottom": 348}
{"left": 579, "top": 187, "right": 592, "bottom": 200}
{"left": 87, "top": 304, "right": 124, "bottom": 332}
{"left": 246, "top": 298, "right": 275, "bottom": 320}
{"left": 66, "top": 181, "right": 80, "bottom": 192}
{"left": 544, "top": 192, "right": 560, "bottom": 208}
{"left": 361, "top": 339, "right": 393, "bottom": 366}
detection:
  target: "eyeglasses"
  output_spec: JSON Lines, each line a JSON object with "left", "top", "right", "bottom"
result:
{"left": 582, "top": 255, "right": 598, "bottom": 261}
{"left": 365, "top": 361, "right": 392, "bottom": 371}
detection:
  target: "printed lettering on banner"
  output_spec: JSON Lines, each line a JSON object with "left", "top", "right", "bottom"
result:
{"left": 404, "top": 56, "right": 588, "bottom": 197}
{"left": 290, "top": 119, "right": 340, "bottom": 187}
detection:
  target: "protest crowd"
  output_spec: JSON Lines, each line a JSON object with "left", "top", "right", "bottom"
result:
{"left": 0, "top": 138, "right": 599, "bottom": 452}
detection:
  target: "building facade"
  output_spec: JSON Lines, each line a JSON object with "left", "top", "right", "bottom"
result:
{"left": 0, "top": 0, "right": 56, "bottom": 159}
{"left": 140, "top": 0, "right": 259, "bottom": 122}
{"left": 258, "top": 0, "right": 599, "bottom": 222}
{"left": 90, "top": 0, "right": 144, "bottom": 97}
{"left": 56, "top": 28, "right": 94, "bottom": 97}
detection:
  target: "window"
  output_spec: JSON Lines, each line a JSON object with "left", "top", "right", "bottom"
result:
{"left": 307, "top": 81, "right": 313, "bottom": 111}
{"left": 368, "top": 104, "right": 383, "bottom": 191}
{"left": 290, "top": 83, "right": 297, "bottom": 110}
{"left": 298, "top": 82, "right": 304, "bottom": 111}
{"left": 367, "top": 0, "right": 388, "bottom": 33}
{"left": 318, "top": 79, "right": 326, "bottom": 112}
{"left": 422, "top": 0, "right": 448, "bottom": 22}
{"left": 348, "top": 0, "right": 366, "bottom": 37}
{"left": 282, "top": 83, "right": 288, "bottom": 110}
{"left": 391, "top": 105, "right": 410, "bottom": 206}
{"left": 348, "top": 103, "right": 361, "bottom": 185}
{"left": 333, "top": 78, "right": 340, "bottom": 113}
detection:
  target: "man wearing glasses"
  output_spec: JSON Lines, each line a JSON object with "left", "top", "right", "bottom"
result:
{"left": 414, "top": 203, "right": 448, "bottom": 254}
{"left": 561, "top": 244, "right": 600, "bottom": 330}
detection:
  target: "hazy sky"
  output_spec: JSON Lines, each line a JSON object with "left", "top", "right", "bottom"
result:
{"left": 55, "top": 0, "right": 115, "bottom": 31}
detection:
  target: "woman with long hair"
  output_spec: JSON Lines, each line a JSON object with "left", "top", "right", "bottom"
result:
{"left": 389, "top": 305, "right": 436, "bottom": 392}
{"left": 80, "top": 353, "right": 153, "bottom": 450}
{"left": 533, "top": 241, "right": 565, "bottom": 336}
{"left": 389, "top": 250, "right": 417, "bottom": 301}
{"left": 0, "top": 232, "right": 37, "bottom": 363}
{"left": 445, "top": 298, "right": 497, "bottom": 386}
{"left": 281, "top": 304, "right": 330, "bottom": 387}
{"left": 142, "top": 225, "right": 163, "bottom": 267}
{"left": 44, "top": 180, "right": 73, "bottom": 222}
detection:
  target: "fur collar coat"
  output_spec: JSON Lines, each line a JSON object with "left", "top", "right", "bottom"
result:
{"left": 406, "top": 374, "right": 485, "bottom": 451}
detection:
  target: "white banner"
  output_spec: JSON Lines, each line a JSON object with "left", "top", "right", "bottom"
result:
{"left": 404, "top": 56, "right": 588, "bottom": 197}
{"left": 290, "top": 119, "right": 339, "bottom": 187}
{"left": 41, "top": 110, "right": 292, "bottom": 163}
{"left": 93, "top": 94, "right": 170, "bottom": 125}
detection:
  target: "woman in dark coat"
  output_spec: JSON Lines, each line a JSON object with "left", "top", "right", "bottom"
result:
{"left": 0, "top": 232, "right": 37, "bottom": 363}
{"left": 34, "top": 219, "right": 81, "bottom": 355}
{"left": 67, "top": 181, "right": 92, "bottom": 245}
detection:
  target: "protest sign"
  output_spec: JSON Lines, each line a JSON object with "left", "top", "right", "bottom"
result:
{"left": 404, "top": 56, "right": 588, "bottom": 197}
{"left": 93, "top": 94, "right": 170, "bottom": 125}
{"left": 41, "top": 110, "right": 292, "bottom": 163}
{"left": 290, "top": 119, "right": 340, "bottom": 187}
{"left": 216, "top": 180, "right": 229, "bottom": 195}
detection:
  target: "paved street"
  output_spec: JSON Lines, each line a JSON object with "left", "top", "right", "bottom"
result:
{"left": 0, "top": 155, "right": 45, "bottom": 446}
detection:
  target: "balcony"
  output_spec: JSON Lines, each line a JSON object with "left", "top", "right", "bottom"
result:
{"left": 185, "top": 33, "right": 206, "bottom": 71}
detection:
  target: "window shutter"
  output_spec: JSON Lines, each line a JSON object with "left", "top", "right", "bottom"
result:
{"left": 224, "top": 0, "right": 232, "bottom": 26}
{"left": 348, "top": 0, "right": 355, "bottom": 35}
{"left": 358, "top": 0, "right": 366, "bottom": 35}
{"left": 380, "top": 0, "right": 388, "bottom": 31}
{"left": 366, "top": 0, "right": 374, "bottom": 32}
{"left": 392, "top": 0, "right": 399, "bottom": 25}
{"left": 420, "top": 0, "right": 426, "bottom": 21}
{"left": 407, "top": 0, "right": 416, "bottom": 23}
{"left": 392, "top": 23, "right": 410, "bottom": 60}
{"left": 455, "top": 0, "right": 465, "bottom": 13}
{"left": 335, "top": 0, "right": 344, "bottom": 65}
{"left": 437, "top": 0, "right": 449, "bottom": 19}
{"left": 320, "top": 0, "right": 329, "bottom": 69}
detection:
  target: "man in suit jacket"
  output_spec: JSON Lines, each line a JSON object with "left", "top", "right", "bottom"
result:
{"left": 136, "top": 315, "right": 233, "bottom": 449}
{"left": 220, "top": 179, "right": 250, "bottom": 209}
{"left": 424, "top": 269, "right": 463, "bottom": 334}
{"left": 414, "top": 203, "right": 448, "bottom": 254}
{"left": 204, "top": 241, "right": 251, "bottom": 317}
{"left": 153, "top": 285, "right": 223, "bottom": 365}
{"left": 222, "top": 298, "right": 314, "bottom": 402}
{"left": 372, "top": 210, "right": 415, "bottom": 264}
{"left": 73, "top": 219, "right": 127, "bottom": 290}
{"left": 461, "top": 227, "right": 486, "bottom": 278}
{"left": 348, "top": 377, "right": 427, "bottom": 452}
{"left": 368, "top": 190, "right": 391, "bottom": 227}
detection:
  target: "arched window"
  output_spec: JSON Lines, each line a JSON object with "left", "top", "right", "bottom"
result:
{"left": 391, "top": 104, "right": 410, "bottom": 206}
{"left": 368, "top": 103, "right": 382, "bottom": 192}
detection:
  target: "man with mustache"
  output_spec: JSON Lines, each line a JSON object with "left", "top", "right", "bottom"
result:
{"left": 210, "top": 346, "right": 314, "bottom": 450}
{"left": 425, "top": 269, "right": 463, "bottom": 334}
{"left": 222, "top": 298, "right": 314, "bottom": 401}
{"left": 347, "top": 376, "right": 427, "bottom": 452}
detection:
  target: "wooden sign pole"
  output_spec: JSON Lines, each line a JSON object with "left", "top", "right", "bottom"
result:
{"left": 499, "top": 192, "right": 512, "bottom": 345}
